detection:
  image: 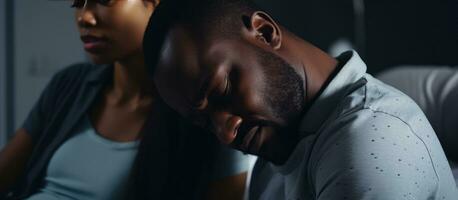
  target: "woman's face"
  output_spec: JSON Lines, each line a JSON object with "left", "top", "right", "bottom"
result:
{"left": 73, "top": 0, "right": 156, "bottom": 64}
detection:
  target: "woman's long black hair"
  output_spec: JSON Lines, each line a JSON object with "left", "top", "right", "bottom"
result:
{"left": 125, "top": 98, "right": 219, "bottom": 199}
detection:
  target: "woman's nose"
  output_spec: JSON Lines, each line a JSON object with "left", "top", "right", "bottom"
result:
{"left": 76, "top": 5, "right": 97, "bottom": 27}
{"left": 210, "top": 111, "right": 242, "bottom": 145}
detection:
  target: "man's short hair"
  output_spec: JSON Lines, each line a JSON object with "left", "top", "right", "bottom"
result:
{"left": 143, "top": 0, "right": 261, "bottom": 77}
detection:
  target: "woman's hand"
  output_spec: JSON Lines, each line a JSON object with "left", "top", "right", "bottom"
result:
{"left": 0, "top": 129, "right": 34, "bottom": 194}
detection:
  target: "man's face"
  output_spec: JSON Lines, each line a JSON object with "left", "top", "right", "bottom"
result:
{"left": 154, "top": 25, "right": 305, "bottom": 162}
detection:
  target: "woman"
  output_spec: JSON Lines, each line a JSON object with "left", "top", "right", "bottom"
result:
{"left": 0, "top": 0, "right": 252, "bottom": 199}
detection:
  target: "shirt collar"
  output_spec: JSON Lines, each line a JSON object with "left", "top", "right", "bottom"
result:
{"left": 298, "top": 50, "right": 367, "bottom": 135}
{"left": 86, "top": 64, "right": 113, "bottom": 85}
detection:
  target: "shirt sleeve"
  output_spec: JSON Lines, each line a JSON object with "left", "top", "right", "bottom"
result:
{"left": 312, "top": 110, "right": 442, "bottom": 200}
{"left": 21, "top": 72, "right": 61, "bottom": 142}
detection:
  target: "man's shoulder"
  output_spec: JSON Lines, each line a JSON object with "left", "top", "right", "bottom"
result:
{"left": 306, "top": 76, "right": 458, "bottom": 198}
{"left": 310, "top": 101, "right": 432, "bottom": 174}
{"left": 310, "top": 107, "right": 439, "bottom": 198}
{"left": 334, "top": 74, "right": 427, "bottom": 132}
{"left": 363, "top": 75, "right": 423, "bottom": 117}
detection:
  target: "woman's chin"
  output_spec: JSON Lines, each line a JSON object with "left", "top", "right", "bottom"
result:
{"left": 87, "top": 54, "right": 115, "bottom": 65}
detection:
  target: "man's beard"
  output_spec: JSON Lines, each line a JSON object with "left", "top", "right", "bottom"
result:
{"left": 256, "top": 46, "right": 306, "bottom": 125}
{"left": 252, "top": 47, "right": 307, "bottom": 164}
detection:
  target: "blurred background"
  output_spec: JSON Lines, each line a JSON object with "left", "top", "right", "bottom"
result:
{"left": 0, "top": 0, "right": 457, "bottom": 148}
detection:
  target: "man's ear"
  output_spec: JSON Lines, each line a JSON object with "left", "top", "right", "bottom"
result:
{"left": 245, "top": 11, "right": 282, "bottom": 50}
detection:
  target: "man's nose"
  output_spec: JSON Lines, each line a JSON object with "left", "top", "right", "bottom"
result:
{"left": 210, "top": 111, "right": 242, "bottom": 145}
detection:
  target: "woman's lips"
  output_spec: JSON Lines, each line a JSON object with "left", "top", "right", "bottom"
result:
{"left": 80, "top": 35, "right": 108, "bottom": 53}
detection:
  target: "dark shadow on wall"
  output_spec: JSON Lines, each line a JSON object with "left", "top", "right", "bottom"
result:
{"left": 254, "top": 0, "right": 458, "bottom": 74}
{"left": 254, "top": 0, "right": 356, "bottom": 57}
{"left": 5, "top": 0, "right": 15, "bottom": 137}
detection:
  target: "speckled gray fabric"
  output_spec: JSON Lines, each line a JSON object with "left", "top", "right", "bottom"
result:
{"left": 248, "top": 51, "right": 458, "bottom": 200}
{"left": 377, "top": 66, "right": 458, "bottom": 189}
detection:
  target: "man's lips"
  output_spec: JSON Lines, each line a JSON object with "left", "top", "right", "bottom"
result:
{"left": 232, "top": 122, "right": 263, "bottom": 154}
{"left": 240, "top": 126, "right": 259, "bottom": 152}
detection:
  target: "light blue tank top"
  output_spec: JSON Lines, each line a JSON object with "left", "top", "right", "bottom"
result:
{"left": 27, "top": 117, "right": 139, "bottom": 200}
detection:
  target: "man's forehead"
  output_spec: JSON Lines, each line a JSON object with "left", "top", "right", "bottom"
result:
{"left": 160, "top": 26, "right": 201, "bottom": 79}
{"left": 160, "top": 25, "right": 229, "bottom": 82}
{"left": 156, "top": 26, "right": 213, "bottom": 107}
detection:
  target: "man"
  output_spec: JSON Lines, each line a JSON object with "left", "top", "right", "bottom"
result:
{"left": 143, "top": 0, "right": 458, "bottom": 199}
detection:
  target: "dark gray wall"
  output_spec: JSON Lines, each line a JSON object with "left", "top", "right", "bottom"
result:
{"left": 1, "top": 0, "right": 86, "bottom": 145}
{"left": 255, "top": 0, "right": 458, "bottom": 74}
{"left": 364, "top": 0, "right": 458, "bottom": 73}
{"left": 13, "top": 0, "right": 86, "bottom": 129}
{"left": 254, "top": 0, "right": 355, "bottom": 54}
{"left": 1, "top": 0, "right": 6, "bottom": 148}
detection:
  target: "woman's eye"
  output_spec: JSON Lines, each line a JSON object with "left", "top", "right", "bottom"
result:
{"left": 96, "top": 0, "right": 113, "bottom": 6}
{"left": 70, "top": 0, "right": 113, "bottom": 7}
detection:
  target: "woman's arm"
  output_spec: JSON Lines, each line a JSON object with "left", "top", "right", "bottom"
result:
{"left": 206, "top": 172, "right": 248, "bottom": 200}
{"left": 0, "top": 129, "right": 34, "bottom": 194}
{"left": 204, "top": 145, "right": 256, "bottom": 200}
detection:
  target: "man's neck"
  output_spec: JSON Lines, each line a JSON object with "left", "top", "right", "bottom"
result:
{"left": 265, "top": 30, "right": 339, "bottom": 165}
{"left": 276, "top": 29, "right": 338, "bottom": 103}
